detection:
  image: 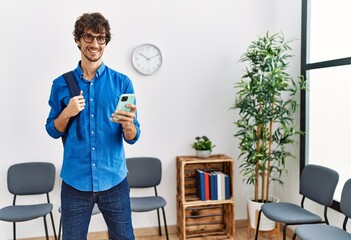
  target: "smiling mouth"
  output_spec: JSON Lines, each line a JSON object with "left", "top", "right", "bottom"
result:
{"left": 88, "top": 48, "right": 100, "bottom": 54}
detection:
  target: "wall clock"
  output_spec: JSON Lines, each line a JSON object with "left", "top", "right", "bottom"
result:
{"left": 132, "top": 44, "right": 162, "bottom": 75}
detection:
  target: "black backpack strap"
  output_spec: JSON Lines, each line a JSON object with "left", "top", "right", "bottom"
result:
{"left": 62, "top": 71, "right": 82, "bottom": 145}
{"left": 63, "top": 71, "right": 81, "bottom": 97}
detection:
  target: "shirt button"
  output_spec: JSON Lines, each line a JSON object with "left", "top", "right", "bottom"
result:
{"left": 91, "top": 114, "right": 94, "bottom": 118}
{"left": 92, "top": 164, "right": 96, "bottom": 167}
{"left": 92, "top": 147, "right": 95, "bottom": 151}
{"left": 90, "top": 98, "right": 94, "bottom": 101}
{"left": 91, "top": 131, "right": 95, "bottom": 134}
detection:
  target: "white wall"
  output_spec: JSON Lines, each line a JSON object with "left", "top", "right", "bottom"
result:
{"left": 0, "top": 0, "right": 305, "bottom": 238}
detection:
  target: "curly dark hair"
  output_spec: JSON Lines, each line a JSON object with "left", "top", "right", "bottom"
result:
{"left": 73, "top": 12, "right": 111, "bottom": 44}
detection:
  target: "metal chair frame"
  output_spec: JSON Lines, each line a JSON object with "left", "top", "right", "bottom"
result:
{"left": 0, "top": 162, "right": 57, "bottom": 240}
{"left": 254, "top": 164, "right": 339, "bottom": 240}
{"left": 127, "top": 157, "right": 169, "bottom": 240}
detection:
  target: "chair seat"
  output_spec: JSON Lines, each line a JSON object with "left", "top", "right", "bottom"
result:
{"left": 262, "top": 202, "right": 322, "bottom": 224}
{"left": 296, "top": 224, "right": 351, "bottom": 240}
{"left": 130, "top": 196, "right": 167, "bottom": 212}
{"left": 0, "top": 203, "right": 53, "bottom": 222}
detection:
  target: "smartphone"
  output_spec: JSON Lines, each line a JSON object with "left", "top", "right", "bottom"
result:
{"left": 114, "top": 94, "right": 135, "bottom": 120}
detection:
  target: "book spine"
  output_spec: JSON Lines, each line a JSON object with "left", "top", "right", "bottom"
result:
{"left": 214, "top": 171, "right": 223, "bottom": 200}
{"left": 205, "top": 172, "right": 210, "bottom": 200}
{"left": 225, "top": 173, "right": 230, "bottom": 199}
{"left": 195, "top": 170, "right": 205, "bottom": 200}
{"left": 210, "top": 172, "right": 218, "bottom": 200}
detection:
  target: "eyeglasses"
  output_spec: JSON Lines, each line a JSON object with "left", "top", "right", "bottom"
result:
{"left": 81, "top": 33, "right": 108, "bottom": 44}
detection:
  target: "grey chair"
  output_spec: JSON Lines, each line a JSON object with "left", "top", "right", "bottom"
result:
{"left": 255, "top": 164, "right": 339, "bottom": 240}
{"left": 126, "top": 157, "right": 169, "bottom": 240}
{"left": 0, "top": 162, "right": 57, "bottom": 240}
{"left": 294, "top": 178, "right": 351, "bottom": 240}
{"left": 58, "top": 204, "right": 102, "bottom": 240}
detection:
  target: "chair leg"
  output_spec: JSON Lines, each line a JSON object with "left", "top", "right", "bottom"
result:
{"left": 156, "top": 208, "right": 161, "bottom": 236}
{"left": 58, "top": 216, "right": 62, "bottom": 240}
{"left": 254, "top": 210, "right": 262, "bottom": 240}
{"left": 161, "top": 207, "right": 169, "bottom": 240}
{"left": 50, "top": 211, "right": 57, "bottom": 240}
{"left": 13, "top": 222, "right": 16, "bottom": 240}
{"left": 43, "top": 215, "right": 49, "bottom": 240}
{"left": 283, "top": 224, "right": 288, "bottom": 240}
{"left": 276, "top": 222, "right": 281, "bottom": 240}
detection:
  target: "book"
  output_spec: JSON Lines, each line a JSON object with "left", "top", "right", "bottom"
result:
{"left": 214, "top": 171, "right": 224, "bottom": 200}
{"left": 204, "top": 171, "right": 210, "bottom": 200}
{"left": 195, "top": 169, "right": 206, "bottom": 200}
{"left": 224, "top": 173, "right": 230, "bottom": 199}
{"left": 209, "top": 172, "right": 218, "bottom": 200}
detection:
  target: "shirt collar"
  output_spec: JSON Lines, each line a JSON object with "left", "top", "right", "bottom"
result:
{"left": 76, "top": 61, "right": 106, "bottom": 80}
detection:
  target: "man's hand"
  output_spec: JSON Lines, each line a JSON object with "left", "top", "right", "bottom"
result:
{"left": 65, "top": 90, "right": 86, "bottom": 118}
{"left": 54, "top": 90, "right": 85, "bottom": 133}
{"left": 111, "top": 104, "right": 137, "bottom": 140}
{"left": 111, "top": 104, "right": 136, "bottom": 125}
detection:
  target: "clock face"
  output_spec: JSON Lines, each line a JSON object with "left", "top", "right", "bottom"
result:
{"left": 132, "top": 44, "right": 162, "bottom": 75}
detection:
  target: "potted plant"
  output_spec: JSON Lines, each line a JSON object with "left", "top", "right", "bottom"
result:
{"left": 232, "top": 32, "right": 306, "bottom": 231}
{"left": 191, "top": 136, "right": 216, "bottom": 158}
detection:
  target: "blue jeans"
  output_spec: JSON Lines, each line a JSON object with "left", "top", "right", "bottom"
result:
{"left": 61, "top": 178, "right": 135, "bottom": 240}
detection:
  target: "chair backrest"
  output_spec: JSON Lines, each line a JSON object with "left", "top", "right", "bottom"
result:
{"left": 126, "top": 157, "right": 162, "bottom": 188}
{"left": 7, "top": 162, "right": 56, "bottom": 195}
{"left": 300, "top": 164, "right": 339, "bottom": 206}
{"left": 340, "top": 179, "right": 351, "bottom": 218}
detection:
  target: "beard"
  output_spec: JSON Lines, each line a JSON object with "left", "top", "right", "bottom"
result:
{"left": 82, "top": 47, "right": 103, "bottom": 62}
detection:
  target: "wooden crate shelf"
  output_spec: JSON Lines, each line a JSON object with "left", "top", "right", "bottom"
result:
{"left": 176, "top": 154, "right": 235, "bottom": 239}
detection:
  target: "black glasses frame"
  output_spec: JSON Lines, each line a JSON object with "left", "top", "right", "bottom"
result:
{"left": 81, "top": 33, "right": 108, "bottom": 45}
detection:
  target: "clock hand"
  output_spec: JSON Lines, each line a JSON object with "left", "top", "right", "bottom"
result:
{"left": 149, "top": 53, "right": 160, "bottom": 59}
{"left": 139, "top": 53, "right": 150, "bottom": 60}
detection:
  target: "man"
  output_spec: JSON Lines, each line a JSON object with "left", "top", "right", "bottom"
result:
{"left": 46, "top": 12, "right": 140, "bottom": 239}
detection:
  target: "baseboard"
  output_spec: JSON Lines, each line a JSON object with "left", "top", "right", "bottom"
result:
{"left": 235, "top": 219, "right": 247, "bottom": 228}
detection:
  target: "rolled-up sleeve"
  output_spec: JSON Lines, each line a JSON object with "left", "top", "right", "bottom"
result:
{"left": 45, "top": 80, "right": 66, "bottom": 139}
{"left": 123, "top": 119, "right": 141, "bottom": 144}
{"left": 46, "top": 118, "right": 65, "bottom": 139}
{"left": 121, "top": 77, "right": 141, "bottom": 145}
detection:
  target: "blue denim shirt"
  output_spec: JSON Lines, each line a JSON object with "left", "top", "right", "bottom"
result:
{"left": 46, "top": 62, "right": 141, "bottom": 192}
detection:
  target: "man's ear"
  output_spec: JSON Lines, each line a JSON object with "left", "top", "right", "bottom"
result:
{"left": 75, "top": 39, "right": 81, "bottom": 50}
